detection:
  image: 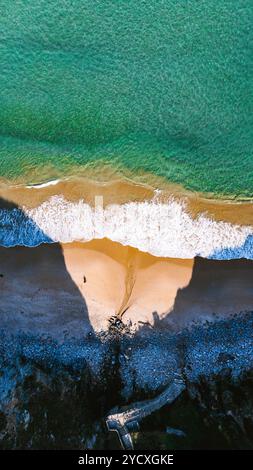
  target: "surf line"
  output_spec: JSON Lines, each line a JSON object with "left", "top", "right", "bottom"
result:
{"left": 26, "top": 179, "right": 60, "bottom": 189}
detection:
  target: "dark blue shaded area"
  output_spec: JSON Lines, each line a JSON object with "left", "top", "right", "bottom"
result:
{"left": 0, "top": 198, "right": 52, "bottom": 246}
{"left": 210, "top": 234, "right": 253, "bottom": 260}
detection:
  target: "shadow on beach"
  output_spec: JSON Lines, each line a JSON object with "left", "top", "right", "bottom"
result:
{"left": 0, "top": 196, "right": 92, "bottom": 340}
{"left": 151, "top": 255, "right": 253, "bottom": 333}
{"left": 0, "top": 196, "right": 253, "bottom": 450}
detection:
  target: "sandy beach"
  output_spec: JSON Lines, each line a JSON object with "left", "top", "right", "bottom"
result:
{"left": 0, "top": 239, "right": 252, "bottom": 338}
{"left": 1, "top": 175, "right": 253, "bottom": 226}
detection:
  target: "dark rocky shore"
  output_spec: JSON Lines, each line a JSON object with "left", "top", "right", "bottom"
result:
{"left": 0, "top": 311, "right": 253, "bottom": 450}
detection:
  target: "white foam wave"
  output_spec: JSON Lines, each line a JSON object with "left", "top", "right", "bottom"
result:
{"left": 26, "top": 179, "right": 61, "bottom": 189}
{"left": 0, "top": 196, "right": 252, "bottom": 259}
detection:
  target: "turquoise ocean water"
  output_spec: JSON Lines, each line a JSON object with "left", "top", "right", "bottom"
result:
{"left": 0, "top": 0, "right": 252, "bottom": 198}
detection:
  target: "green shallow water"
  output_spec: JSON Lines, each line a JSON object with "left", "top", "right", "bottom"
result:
{"left": 0, "top": 0, "right": 252, "bottom": 198}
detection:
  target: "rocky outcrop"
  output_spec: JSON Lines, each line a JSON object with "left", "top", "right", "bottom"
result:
{"left": 0, "top": 311, "right": 252, "bottom": 449}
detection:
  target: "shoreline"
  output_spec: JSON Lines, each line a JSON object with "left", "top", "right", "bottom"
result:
{"left": 1, "top": 173, "right": 253, "bottom": 227}
{"left": 0, "top": 195, "right": 252, "bottom": 259}
{"left": 1, "top": 172, "right": 252, "bottom": 259}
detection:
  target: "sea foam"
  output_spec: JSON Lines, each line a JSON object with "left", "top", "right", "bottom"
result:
{"left": 26, "top": 179, "right": 61, "bottom": 189}
{"left": 0, "top": 196, "right": 252, "bottom": 259}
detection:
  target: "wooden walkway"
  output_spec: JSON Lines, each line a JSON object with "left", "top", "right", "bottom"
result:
{"left": 106, "top": 376, "right": 185, "bottom": 449}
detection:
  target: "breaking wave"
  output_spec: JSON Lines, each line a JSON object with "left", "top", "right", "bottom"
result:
{"left": 0, "top": 196, "right": 252, "bottom": 259}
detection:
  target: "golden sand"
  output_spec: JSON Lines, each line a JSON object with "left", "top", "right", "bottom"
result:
{"left": 0, "top": 239, "right": 252, "bottom": 338}
{"left": 0, "top": 173, "right": 253, "bottom": 226}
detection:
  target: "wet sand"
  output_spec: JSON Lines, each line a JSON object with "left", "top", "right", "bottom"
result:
{"left": 1, "top": 174, "right": 253, "bottom": 226}
{"left": 0, "top": 239, "right": 252, "bottom": 337}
